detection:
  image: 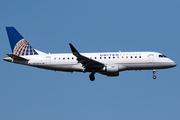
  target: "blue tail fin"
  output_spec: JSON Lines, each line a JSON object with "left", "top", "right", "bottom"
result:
{"left": 6, "top": 27, "right": 38, "bottom": 56}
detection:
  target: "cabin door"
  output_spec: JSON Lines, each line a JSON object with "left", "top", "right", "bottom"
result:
{"left": 149, "top": 54, "right": 154, "bottom": 63}
{"left": 46, "top": 56, "right": 51, "bottom": 65}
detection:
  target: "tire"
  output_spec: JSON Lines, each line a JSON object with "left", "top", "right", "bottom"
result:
{"left": 89, "top": 74, "right": 95, "bottom": 81}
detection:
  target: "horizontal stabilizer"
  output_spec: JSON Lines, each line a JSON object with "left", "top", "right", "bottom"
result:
{"left": 6, "top": 53, "right": 29, "bottom": 61}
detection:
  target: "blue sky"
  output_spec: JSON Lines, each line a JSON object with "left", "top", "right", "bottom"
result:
{"left": 0, "top": 0, "right": 180, "bottom": 120}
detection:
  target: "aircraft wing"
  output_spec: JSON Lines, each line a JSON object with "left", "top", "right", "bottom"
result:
{"left": 69, "top": 43, "right": 104, "bottom": 68}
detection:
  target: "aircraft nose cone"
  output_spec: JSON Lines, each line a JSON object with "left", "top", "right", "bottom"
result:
{"left": 171, "top": 62, "right": 177, "bottom": 67}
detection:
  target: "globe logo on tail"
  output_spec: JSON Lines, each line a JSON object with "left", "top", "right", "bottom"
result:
{"left": 13, "top": 39, "right": 38, "bottom": 56}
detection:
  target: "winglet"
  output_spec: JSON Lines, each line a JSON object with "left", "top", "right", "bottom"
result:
{"left": 69, "top": 43, "right": 80, "bottom": 56}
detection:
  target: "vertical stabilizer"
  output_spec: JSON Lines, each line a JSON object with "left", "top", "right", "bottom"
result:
{"left": 6, "top": 27, "right": 38, "bottom": 56}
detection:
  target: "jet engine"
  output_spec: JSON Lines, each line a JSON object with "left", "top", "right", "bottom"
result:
{"left": 100, "top": 64, "right": 126, "bottom": 76}
{"left": 103, "top": 64, "right": 119, "bottom": 76}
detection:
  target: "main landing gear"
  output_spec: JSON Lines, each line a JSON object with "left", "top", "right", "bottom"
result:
{"left": 152, "top": 70, "right": 157, "bottom": 79}
{"left": 89, "top": 72, "right": 95, "bottom": 81}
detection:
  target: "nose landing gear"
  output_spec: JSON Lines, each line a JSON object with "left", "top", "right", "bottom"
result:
{"left": 153, "top": 75, "right": 157, "bottom": 79}
{"left": 152, "top": 70, "right": 157, "bottom": 79}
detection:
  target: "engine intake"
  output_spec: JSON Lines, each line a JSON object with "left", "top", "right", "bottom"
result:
{"left": 104, "top": 65, "right": 119, "bottom": 76}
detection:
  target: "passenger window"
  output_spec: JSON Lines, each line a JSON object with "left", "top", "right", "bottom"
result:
{"left": 135, "top": 56, "right": 137, "bottom": 58}
{"left": 59, "top": 58, "right": 61, "bottom": 60}
{"left": 72, "top": 57, "right": 74, "bottom": 59}
{"left": 113, "top": 57, "right": 115, "bottom": 59}
{"left": 63, "top": 58, "right": 65, "bottom": 60}
{"left": 139, "top": 56, "right": 141, "bottom": 58}
{"left": 131, "top": 56, "right": 133, "bottom": 58}
{"left": 104, "top": 57, "right": 106, "bottom": 59}
{"left": 109, "top": 57, "right": 111, "bottom": 59}
{"left": 54, "top": 58, "right": 56, "bottom": 60}
{"left": 100, "top": 57, "right": 102, "bottom": 59}
{"left": 95, "top": 57, "right": 96, "bottom": 59}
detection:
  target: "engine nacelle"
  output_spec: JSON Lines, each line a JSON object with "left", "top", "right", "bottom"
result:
{"left": 104, "top": 64, "right": 119, "bottom": 76}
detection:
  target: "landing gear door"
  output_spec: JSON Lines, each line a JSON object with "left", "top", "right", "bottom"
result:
{"left": 149, "top": 54, "right": 154, "bottom": 63}
{"left": 46, "top": 56, "right": 51, "bottom": 65}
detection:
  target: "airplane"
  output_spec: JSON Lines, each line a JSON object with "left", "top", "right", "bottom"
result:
{"left": 3, "top": 27, "right": 177, "bottom": 81}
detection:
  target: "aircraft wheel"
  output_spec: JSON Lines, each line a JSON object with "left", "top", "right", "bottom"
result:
{"left": 89, "top": 74, "right": 95, "bottom": 81}
{"left": 153, "top": 75, "right": 157, "bottom": 79}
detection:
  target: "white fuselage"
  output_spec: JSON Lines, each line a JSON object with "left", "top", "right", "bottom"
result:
{"left": 7, "top": 51, "right": 175, "bottom": 75}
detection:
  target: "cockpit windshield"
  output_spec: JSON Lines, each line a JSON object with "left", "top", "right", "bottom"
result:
{"left": 159, "top": 54, "right": 167, "bottom": 58}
